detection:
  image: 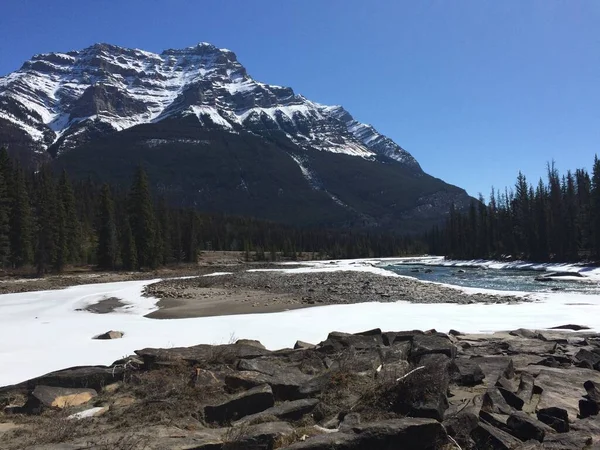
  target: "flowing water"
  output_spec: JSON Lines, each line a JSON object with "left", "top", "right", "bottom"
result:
{"left": 380, "top": 263, "right": 600, "bottom": 295}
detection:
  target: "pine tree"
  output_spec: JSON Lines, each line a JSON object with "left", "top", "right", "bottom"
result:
{"left": 121, "top": 218, "right": 137, "bottom": 270}
{"left": 591, "top": 156, "right": 600, "bottom": 259}
{"left": 58, "top": 171, "right": 82, "bottom": 264}
{"left": 96, "top": 184, "right": 118, "bottom": 269}
{"left": 128, "top": 166, "right": 157, "bottom": 269}
{"left": 0, "top": 171, "right": 10, "bottom": 267}
{"left": 9, "top": 165, "right": 33, "bottom": 267}
{"left": 34, "top": 167, "right": 59, "bottom": 275}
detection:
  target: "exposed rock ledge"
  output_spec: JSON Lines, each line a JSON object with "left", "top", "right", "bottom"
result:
{"left": 2, "top": 327, "right": 600, "bottom": 449}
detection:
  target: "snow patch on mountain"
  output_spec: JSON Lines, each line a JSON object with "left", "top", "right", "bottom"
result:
{"left": 0, "top": 42, "right": 421, "bottom": 170}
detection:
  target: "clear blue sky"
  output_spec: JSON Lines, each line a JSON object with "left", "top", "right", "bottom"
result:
{"left": 1, "top": 1, "right": 599, "bottom": 199}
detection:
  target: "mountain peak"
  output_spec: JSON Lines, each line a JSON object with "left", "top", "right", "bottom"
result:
{"left": 0, "top": 41, "right": 420, "bottom": 170}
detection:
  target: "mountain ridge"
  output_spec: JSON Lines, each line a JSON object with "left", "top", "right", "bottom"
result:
{"left": 0, "top": 41, "right": 471, "bottom": 230}
{"left": 0, "top": 42, "right": 420, "bottom": 169}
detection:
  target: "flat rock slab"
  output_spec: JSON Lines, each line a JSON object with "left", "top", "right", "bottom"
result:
{"left": 234, "top": 398, "right": 319, "bottom": 425}
{"left": 204, "top": 383, "right": 274, "bottom": 423}
{"left": 282, "top": 418, "right": 446, "bottom": 450}
{"left": 523, "top": 365, "right": 600, "bottom": 421}
{"left": 32, "top": 385, "right": 97, "bottom": 409}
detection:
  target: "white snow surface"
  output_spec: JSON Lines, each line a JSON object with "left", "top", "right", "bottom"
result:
{"left": 2, "top": 258, "right": 600, "bottom": 387}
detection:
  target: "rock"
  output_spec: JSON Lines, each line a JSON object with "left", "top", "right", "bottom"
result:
{"left": 382, "top": 330, "right": 422, "bottom": 346}
{"left": 376, "top": 360, "right": 410, "bottom": 381}
{"left": 543, "top": 431, "right": 593, "bottom": 449}
{"left": 579, "top": 399, "right": 599, "bottom": 418}
{"left": 471, "top": 422, "right": 523, "bottom": 449}
{"left": 294, "top": 340, "right": 315, "bottom": 350}
{"left": 450, "top": 359, "right": 485, "bottom": 385}
{"left": 281, "top": 418, "right": 447, "bottom": 449}
{"left": 510, "top": 329, "right": 542, "bottom": 339}
{"left": 470, "top": 356, "right": 515, "bottom": 385}
{"left": 354, "top": 328, "right": 382, "bottom": 337}
{"left": 522, "top": 366, "right": 600, "bottom": 421}
{"left": 507, "top": 411, "right": 555, "bottom": 442}
{"left": 29, "top": 385, "right": 97, "bottom": 411}
{"left": 0, "top": 365, "right": 127, "bottom": 393}
{"left": 93, "top": 330, "right": 124, "bottom": 340}
{"left": 584, "top": 380, "right": 600, "bottom": 402}
{"left": 517, "top": 372, "right": 535, "bottom": 405}
{"left": 338, "top": 412, "right": 361, "bottom": 432}
{"left": 482, "top": 387, "right": 514, "bottom": 415}
{"left": 235, "top": 339, "right": 266, "bottom": 349}
{"left": 498, "top": 386, "right": 525, "bottom": 411}
{"left": 234, "top": 398, "right": 319, "bottom": 425}
{"left": 443, "top": 410, "right": 479, "bottom": 439}
{"left": 379, "top": 340, "right": 411, "bottom": 362}
{"left": 507, "top": 339, "right": 557, "bottom": 355}
{"left": 411, "top": 333, "right": 457, "bottom": 360}
{"left": 316, "top": 331, "right": 383, "bottom": 353}
{"left": 537, "top": 407, "right": 569, "bottom": 433}
{"left": 226, "top": 421, "right": 294, "bottom": 450}
{"left": 204, "top": 384, "right": 274, "bottom": 423}
{"left": 479, "top": 410, "right": 510, "bottom": 431}
{"left": 135, "top": 342, "right": 271, "bottom": 369}
{"left": 574, "top": 349, "right": 600, "bottom": 367}
{"left": 550, "top": 324, "right": 591, "bottom": 331}
{"left": 67, "top": 406, "right": 109, "bottom": 419}
{"left": 227, "top": 360, "right": 311, "bottom": 401}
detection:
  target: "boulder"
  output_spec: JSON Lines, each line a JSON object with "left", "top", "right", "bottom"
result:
{"left": 411, "top": 334, "right": 457, "bottom": 360}
{"left": 316, "top": 331, "right": 383, "bottom": 353}
{"left": 281, "top": 418, "right": 447, "bottom": 450}
{"left": 30, "top": 385, "right": 97, "bottom": 411}
{"left": 579, "top": 399, "right": 599, "bottom": 418}
{"left": 376, "top": 361, "right": 410, "bottom": 381}
{"left": 471, "top": 422, "right": 523, "bottom": 449}
{"left": 234, "top": 398, "right": 319, "bottom": 425}
{"left": 135, "top": 342, "right": 270, "bottom": 369}
{"left": 443, "top": 410, "right": 479, "bottom": 440}
{"left": 537, "top": 407, "right": 569, "bottom": 433}
{"left": 379, "top": 340, "right": 411, "bottom": 362}
{"left": 0, "top": 365, "right": 127, "bottom": 393}
{"left": 235, "top": 339, "right": 266, "bottom": 349}
{"left": 517, "top": 372, "right": 535, "bottom": 405}
{"left": 450, "top": 359, "right": 485, "bottom": 386}
{"left": 382, "top": 330, "right": 422, "bottom": 346}
{"left": 204, "top": 384, "right": 274, "bottom": 423}
{"left": 482, "top": 387, "right": 514, "bottom": 415}
{"left": 574, "top": 349, "right": 600, "bottom": 367}
{"left": 93, "top": 330, "right": 124, "bottom": 340}
{"left": 507, "top": 411, "right": 555, "bottom": 442}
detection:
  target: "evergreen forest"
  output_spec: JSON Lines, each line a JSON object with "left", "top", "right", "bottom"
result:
{"left": 428, "top": 156, "right": 600, "bottom": 263}
{"left": 0, "top": 148, "right": 425, "bottom": 275}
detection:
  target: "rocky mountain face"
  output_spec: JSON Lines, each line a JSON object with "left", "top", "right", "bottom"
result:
{"left": 0, "top": 42, "right": 471, "bottom": 229}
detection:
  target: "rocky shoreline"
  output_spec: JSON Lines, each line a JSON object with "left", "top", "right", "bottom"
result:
{"left": 2, "top": 326, "right": 600, "bottom": 449}
{"left": 144, "top": 268, "right": 528, "bottom": 319}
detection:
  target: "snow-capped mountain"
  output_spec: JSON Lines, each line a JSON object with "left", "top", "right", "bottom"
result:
{"left": 0, "top": 42, "right": 472, "bottom": 230}
{"left": 0, "top": 42, "right": 420, "bottom": 168}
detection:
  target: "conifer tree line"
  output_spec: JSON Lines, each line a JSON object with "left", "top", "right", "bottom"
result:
{"left": 0, "top": 148, "right": 425, "bottom": 274}
{"left": 428, "top": 156, "right": 600, "bottom": 262}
